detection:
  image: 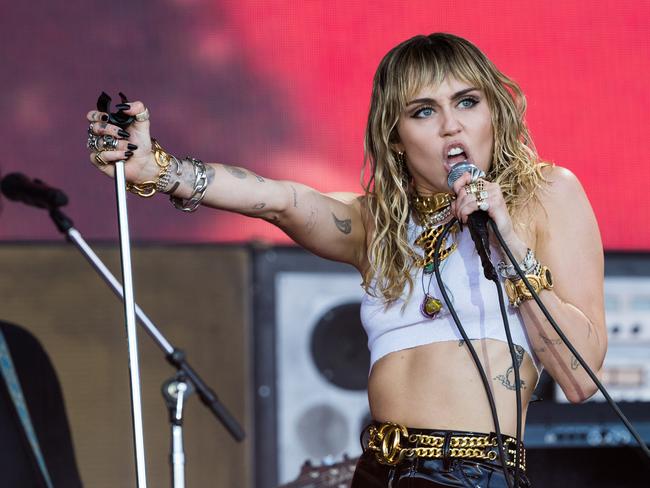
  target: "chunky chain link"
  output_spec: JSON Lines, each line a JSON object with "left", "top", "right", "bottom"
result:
{"left": 366, "top": 423, "right": 525, "bottom": 471}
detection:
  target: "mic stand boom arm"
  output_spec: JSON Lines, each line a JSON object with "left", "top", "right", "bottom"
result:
{"left": 48, "top": 207, "right": 245, "bottom": 442}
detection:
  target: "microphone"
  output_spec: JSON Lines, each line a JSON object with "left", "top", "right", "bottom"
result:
{"left": 447, "top": 162, "right": 497, "bottom": 280}
{"left": 0, "top": 173, "right": 69, "bottom": 209}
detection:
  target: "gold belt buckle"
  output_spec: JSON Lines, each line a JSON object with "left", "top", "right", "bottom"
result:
{"left": 375, "top": 422, "right": 409, "bottom": 466}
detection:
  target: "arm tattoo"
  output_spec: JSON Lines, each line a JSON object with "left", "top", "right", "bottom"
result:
{"left": 291, "top": 186, "right": 298, "bottom": 208}
{"left": 224, "top": 165, "right": 247, "bottom": 179}
{"left": 254, "top": 174, "right": 265, "bottom": 183}
{"left": 206, "top": 165, "right": 216, "bottom": 185}
{"left": 570, "top": 354, "right": 580, "bottom": 370}
{"left": 306, "top": 206, "right": 318, "bottom": 233}
{"left": 458, "top": 339, "right": 465, "bottom": 347}
{"left": 252, "top": 202, "right": 266, "bottom": 210}
{"left": 539, "top": 333, "right": 562, "bottom": 346}
{"left": 332, "top": 212, "right": 352, "bottom": 234}
{"left": 494, "top": 345, "right": 527, "bottom": 391}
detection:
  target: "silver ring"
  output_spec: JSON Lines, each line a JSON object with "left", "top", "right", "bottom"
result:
{"left": 479, "top": 201, "right": 490, "bottom": 211}
{"left": 135, "top": 108, "right": 150, "bottom": 122}
{"left": 87, "top": 133, "right": 101, "bottom": 152}
{"left": 103, "top": 135, "right": 119, "bottom": 151}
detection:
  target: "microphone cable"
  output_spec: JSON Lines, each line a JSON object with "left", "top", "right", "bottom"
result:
{"left": 433, "top": 219, "right": 517, "bottom": 488}
{"left": 489, "top": 219, "right": 650, "bottom": 465}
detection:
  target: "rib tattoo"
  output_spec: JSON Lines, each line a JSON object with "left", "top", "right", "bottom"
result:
{"left": 494, "top": 345, "right": 527, "bottom": 391}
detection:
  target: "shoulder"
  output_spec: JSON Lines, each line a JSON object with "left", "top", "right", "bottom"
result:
{"left": 537, "top": 165, "right": 585, "bottom": 202}
{"left": 531, "top": 164, "right": 600, "bottom": 246}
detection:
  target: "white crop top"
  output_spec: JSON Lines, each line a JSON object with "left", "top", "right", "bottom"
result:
{"left": 360, "top": 218, "right": 542, "bottom": 373}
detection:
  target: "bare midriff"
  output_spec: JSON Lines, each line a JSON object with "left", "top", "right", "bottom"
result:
{"left": 367, "top": 338, "right": 539, "bottom": 438}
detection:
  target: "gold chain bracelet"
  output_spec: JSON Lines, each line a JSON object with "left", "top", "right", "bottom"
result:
{"left": 125, "top": 138, "right": 176, "bottom": 198}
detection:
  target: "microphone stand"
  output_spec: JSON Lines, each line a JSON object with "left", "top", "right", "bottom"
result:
{"left": 46, "top": 204, "right": 245, "bottom": 484}
{"left": 163, "top": 373, "right": 193, "bottom": 488}
{"left": 113, "top": 161, "right": 148, "bottom": 488}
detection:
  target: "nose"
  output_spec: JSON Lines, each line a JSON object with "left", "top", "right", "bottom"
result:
{"left": 439, "top": 108, "right": 462, "bottom": 136}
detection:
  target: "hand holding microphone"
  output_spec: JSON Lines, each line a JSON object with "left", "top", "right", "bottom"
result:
{"left": 447, "top": 161, "right": 505, "bottom": 280}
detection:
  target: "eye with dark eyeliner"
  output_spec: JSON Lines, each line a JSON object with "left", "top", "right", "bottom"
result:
{"left": 411, "top": 105, "right": 435, "bottom": 118}
{"left": 458, "top": 96, "right": 479, "bottom": 109}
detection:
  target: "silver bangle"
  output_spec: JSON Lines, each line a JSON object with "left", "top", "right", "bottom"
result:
{"left": 170, "top": 157, "right": 208, "bottom": 212}
{"left": 497, "top": 248, "right": 537, "bottom": 280}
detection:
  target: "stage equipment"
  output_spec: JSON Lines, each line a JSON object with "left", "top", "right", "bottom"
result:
{"left": 1, "top": 170, "right": 244, "bottom": 488}
{"left": 556, "top": 274, "right": 650, "bottom": 403}
{"left": 252, "top": 247, "right": 370, "bottom": 488}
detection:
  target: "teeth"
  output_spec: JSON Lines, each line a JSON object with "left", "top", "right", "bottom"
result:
{"left": 447, "top": 147, "right": 464, "bottom": 157}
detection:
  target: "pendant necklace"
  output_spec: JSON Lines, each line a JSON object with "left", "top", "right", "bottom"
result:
{"left": 411, "top": 192, "right": 459, "bottom": 319}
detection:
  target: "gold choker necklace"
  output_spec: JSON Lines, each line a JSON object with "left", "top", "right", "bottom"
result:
{"left": 410, "top": 192, "right": 456, "bottom": 216}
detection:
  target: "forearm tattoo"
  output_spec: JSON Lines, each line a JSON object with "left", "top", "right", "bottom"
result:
{"left": 570, "top": 354, "right": 580, "bottom": 370}
{"left": 224, "top": 165, "right": 247, "bottom": 179}
{"left": 306, "top": 205, "right": 318, "bottom": 234}
{"left": 494, "top": 345, "right": 527, "bottom": 391}
{"left": 252, "top": 202, "right": 266, "bottom": 210}
{"left": 539, "top": 333, "right": 562, "bottom": 346}
{"left": 332, "top": 212, "right": 352, "bottom": 234}
{"left": 291, "top": 186, "right": 298, "bottom": 208}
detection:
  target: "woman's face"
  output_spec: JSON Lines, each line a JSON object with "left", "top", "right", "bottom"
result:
{"left": 395, "top": 76, "right": 494, "bottom": 195}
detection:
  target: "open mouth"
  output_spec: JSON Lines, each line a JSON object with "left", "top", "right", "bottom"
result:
{"left": 444, "top": 144, "right": 470, "bottom": 172}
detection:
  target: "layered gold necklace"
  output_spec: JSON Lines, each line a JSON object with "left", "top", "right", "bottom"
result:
{"left": 410, "top": 192, "right": 460, "bottom": 318}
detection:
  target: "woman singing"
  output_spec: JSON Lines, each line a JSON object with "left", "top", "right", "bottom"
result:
{"left": 85, "top": 33, "right": 606, "bottom": 487}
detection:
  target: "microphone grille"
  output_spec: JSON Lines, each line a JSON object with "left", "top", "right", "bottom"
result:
{"left": 447, "top": 162, "right": 486, "bottom": 188}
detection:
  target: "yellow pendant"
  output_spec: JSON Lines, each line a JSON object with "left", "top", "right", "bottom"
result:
{"left": 421, "top": 294, "right": 443, "bottom": 318}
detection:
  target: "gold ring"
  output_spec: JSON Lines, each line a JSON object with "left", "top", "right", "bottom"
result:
{"left": 135, "top": 108, "right": 150, "bottom": 122}
{"left": 94, "top": 151, "right": 109, "bottom": 166}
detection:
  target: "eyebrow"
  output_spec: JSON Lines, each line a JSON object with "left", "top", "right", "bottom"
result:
{"left": 405, "top": 87, "right": 479, "bottom": 107}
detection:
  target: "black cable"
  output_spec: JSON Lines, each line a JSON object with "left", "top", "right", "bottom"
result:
{"left": 490, "top": 274, "right": 523, "bottom": 487}
{"left": 490, "top": 219, "right": 650, "bottom": 462}
{"left": 433, "top": 219, "right": 516, "bottom": 488}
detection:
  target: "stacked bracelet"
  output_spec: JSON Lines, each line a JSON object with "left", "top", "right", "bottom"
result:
{"left": 124, "top": 137, "right": 209, "bottom": 212}
{"left": 125, "top": 138, "right": 177, "bottom": 197}
{"left": 170, "top": 157, "right": 208, "bottom": 212}
{"left": 499, "top": 248, "right": 554, "bottom": 307}
{"left": 504, "top": 265, "right": 554, "bottom": 307}
{"left": 497, "top": 248, "right": 537, "bottom": 281}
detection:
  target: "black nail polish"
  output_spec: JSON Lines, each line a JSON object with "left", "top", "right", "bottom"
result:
{"left": 118, "top": 129, "right": 130, "bottom": 138}
{"left": 125, "top": 150, "right": 134, "bottom": 158}
{"left": 127, "top": 143, "right": 138, "bottom": 150}
{"left": 100, "top": 114, "right": 109, "bottom": 122}
{"left": 115, "top": 103, "right": 130, "bottom": 110}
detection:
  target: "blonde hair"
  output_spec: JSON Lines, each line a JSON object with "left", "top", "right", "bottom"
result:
{"left": 362, "top": 33, "right": 547, "bottom": 303}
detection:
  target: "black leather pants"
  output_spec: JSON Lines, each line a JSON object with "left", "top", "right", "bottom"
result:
{"left": 351, "top": 427, "right": 532, "bottom": 488}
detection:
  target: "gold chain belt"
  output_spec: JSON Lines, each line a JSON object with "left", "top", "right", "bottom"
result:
{"left": 366, "top": 422, "right": 526, "bottom": 472}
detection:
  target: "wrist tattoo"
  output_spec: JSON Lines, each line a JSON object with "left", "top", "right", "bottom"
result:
{"left": 206, "top": 165, "right": 215, "bottom": 185}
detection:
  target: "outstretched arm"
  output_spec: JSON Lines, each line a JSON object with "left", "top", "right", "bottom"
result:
{"left": 86, "top": 102, "right": 367, "bottom": 269}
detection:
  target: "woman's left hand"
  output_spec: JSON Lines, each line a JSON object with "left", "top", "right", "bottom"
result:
{"left": 450, "top": 171, "right": 517, "bottom": 245}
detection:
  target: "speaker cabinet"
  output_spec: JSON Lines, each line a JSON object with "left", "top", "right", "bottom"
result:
{"left": 253, "top": 247, "right": 370, "bottom": 487}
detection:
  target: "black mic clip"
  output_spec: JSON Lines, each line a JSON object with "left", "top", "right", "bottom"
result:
{"left": 97, "top": 91, "right": 135, "bottom": 130}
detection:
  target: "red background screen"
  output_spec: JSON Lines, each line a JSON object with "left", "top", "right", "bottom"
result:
{"left": 0, "top": 1, "right": 648, "bottom": 250}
